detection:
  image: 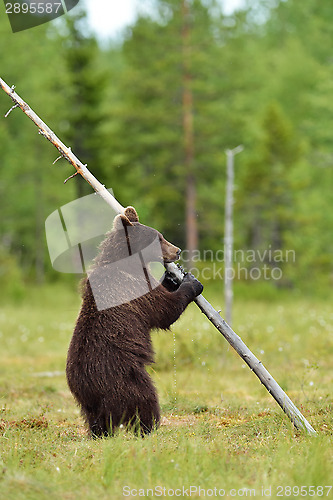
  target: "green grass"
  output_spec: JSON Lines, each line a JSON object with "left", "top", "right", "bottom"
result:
{"left": 0, "top": 283, "right": 332, "bottom": 499}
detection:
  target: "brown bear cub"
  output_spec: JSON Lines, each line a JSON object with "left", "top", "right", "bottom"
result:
{"left": 66, "top": 206, "right": 203, "bottom": 437}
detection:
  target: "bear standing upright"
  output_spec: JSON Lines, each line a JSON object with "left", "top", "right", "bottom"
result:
{"left": 66, "top": 206, "right": 203, "bottom": 437}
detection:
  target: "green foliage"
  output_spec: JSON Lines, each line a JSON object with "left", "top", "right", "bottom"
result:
{"left": 0, "top": 12, "right": 76, "bottom": 282}
{"left": 0, "top": 246, "right": 24, "bottom": 301}
{"left": 60, "top": 8, "right": 109, "bottom": 198}
{"left": 0, "top": 0, "right": 333, "bottom": 288}
{"left": 237, "top": 101, "right": 302, "bottom": 266}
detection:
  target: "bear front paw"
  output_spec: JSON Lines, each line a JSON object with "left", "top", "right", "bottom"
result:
{"left": 183, "top": 272, "right": 204, "bottom": 297}
{"left": 161, "top": 271, "right": 180, "bottom": 292}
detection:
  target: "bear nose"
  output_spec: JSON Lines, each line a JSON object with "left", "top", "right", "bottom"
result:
{"left": 176, "top": 248, "right": 181, "bottom": 257}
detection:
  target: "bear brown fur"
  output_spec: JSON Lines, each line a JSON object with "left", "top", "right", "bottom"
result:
{"left": 66, "top": 206, "right": 203, "bottom": 437}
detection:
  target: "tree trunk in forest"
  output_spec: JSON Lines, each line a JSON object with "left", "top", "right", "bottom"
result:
{"left": 224, "top": 150, "right": 234, "bottom": 326}
{"left": 182, "top": 0, "right": 198, "bottom": 266}
{"left": 224, "top": 146, "right": 243, "bottom": 325}
{"left": 35, "top": 173, "right": 44, "bottom": 284}
{"left": 34, "top": 136, "right": 44, "bottom": 284}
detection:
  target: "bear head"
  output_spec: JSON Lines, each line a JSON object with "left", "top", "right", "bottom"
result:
{"left": 88, "top": 207, "right": 181, "bottom": 310}
{"left": 111, "top": 207, "right": 181, "bottom": 264}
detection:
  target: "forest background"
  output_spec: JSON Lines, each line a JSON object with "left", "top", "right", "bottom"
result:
{"left": 0, "top": 0, "right": 333, "bottom": 299}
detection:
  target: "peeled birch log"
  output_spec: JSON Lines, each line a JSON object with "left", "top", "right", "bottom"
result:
{"left": 0, "top": 77, "right": 316, "bottom": 435}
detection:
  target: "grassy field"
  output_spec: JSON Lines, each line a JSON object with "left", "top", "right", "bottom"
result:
{"left": 0, "top": 283, "right": 332, "bottom": 499}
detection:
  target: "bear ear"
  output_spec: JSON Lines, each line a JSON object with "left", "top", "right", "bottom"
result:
{"left": 124, "top": 206, "right": 139, "bottom": 223}
{"left": 113, "top": 214, "right": 133, "bottom": 230}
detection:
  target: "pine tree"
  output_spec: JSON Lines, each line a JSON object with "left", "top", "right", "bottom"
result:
{"left": 61, "top": 8, "right": 107, "bottom": 198}
{"left": 237, "top": 102, "right": 302, "bottom": 273}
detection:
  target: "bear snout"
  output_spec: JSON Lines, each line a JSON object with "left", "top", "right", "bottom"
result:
{"left": 161, "top": 241, "right": 181, "bottom": 263}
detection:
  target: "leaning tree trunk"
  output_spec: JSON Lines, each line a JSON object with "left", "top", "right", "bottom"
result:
{"left": 0, "top": 77, "right": 316, "bottom": 436}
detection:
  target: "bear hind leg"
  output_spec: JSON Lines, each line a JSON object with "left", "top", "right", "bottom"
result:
{"left": 102, "top": 397, "right": 160, "bottom": 436}
{"left": 82, "top": 405, "right": 110, "bottom": 438}
{"left": 135, "top": 398, "right": 161, "bottom": 436}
